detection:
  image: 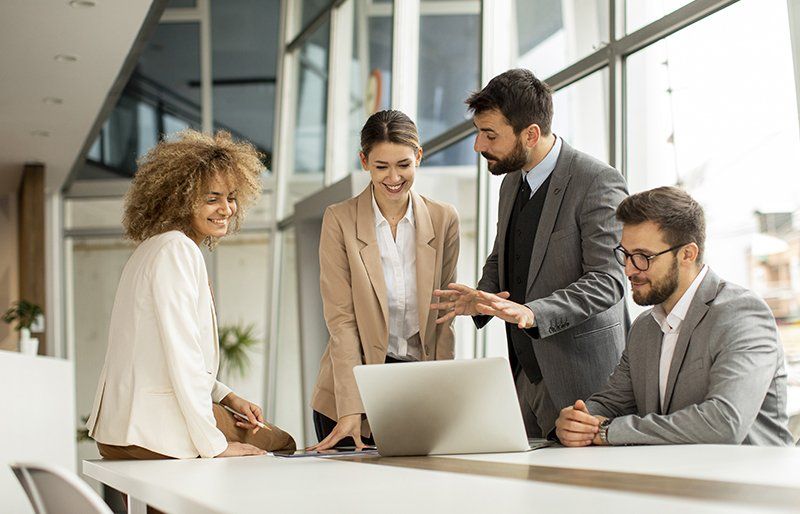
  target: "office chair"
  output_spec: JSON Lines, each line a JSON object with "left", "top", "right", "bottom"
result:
{"left": 11, "top": 462, "right": 113, "bottom": 514}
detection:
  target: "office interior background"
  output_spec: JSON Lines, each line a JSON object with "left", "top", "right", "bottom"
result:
{"left": 2, "top": 0, "right": 800, "bottom": 498}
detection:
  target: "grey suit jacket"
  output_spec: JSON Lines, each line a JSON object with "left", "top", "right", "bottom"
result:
{"left": 586, "top": 268, "right": 793, "bottom": 446}
{"left": 476, "top": 140, "right": 629, "bottom": 409}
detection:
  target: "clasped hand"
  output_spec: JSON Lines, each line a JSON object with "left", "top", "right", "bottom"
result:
{"left": 554, "top": 400, "right": 607, "bottom": 447}
{"left": 430, "top": 283, "right": 535, "bottom": 329}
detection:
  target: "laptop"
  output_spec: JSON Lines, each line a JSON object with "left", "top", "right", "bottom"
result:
{"left": 353, "top": 357, "right": 552, "bottom": 456}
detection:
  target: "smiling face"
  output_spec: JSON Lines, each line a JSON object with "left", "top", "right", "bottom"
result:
{"left": 189, "top": 174, "right": 238, "bottom": 245}
{"left": 472, "top": 109, "right": 532, "bottom": 175}
{"left": 360, "top": 141, "right": 421, "bottom": 206}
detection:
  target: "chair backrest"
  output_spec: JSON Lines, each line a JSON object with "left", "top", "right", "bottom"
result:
{"left": 10, "top": 463, "right": 113, "bottom": 514}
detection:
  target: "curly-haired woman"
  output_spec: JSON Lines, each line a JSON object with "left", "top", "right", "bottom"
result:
{"left": 87, "top": 130, "right": 295, "bottom": 460}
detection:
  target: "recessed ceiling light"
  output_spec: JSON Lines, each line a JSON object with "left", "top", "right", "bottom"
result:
{"left": 54, "top": 54, "right": 78, "bottom": 63}
{"left": 31, "top": 130, "right": 51, "bottom": 137}
{"left": 43, "top": 97, "right": 64, "bottom": 105}
{"left": 68, "top": 0, "right": 96, "bottom": 7}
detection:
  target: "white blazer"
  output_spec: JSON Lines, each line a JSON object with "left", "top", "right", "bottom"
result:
{"left": 87, "top": 231, "right": 231, "bottom": 458}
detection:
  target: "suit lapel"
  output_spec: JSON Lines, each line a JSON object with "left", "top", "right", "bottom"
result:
{"left": 662, "top": 270, "right": 719, "bottom": 412}
{"left": 643, "top": 316, "right": 662, "bottom": 415}
{"left": 412, "top": 192, "right": 436, "bottom": 348}
{"left": 527, "top": 142, "right": 574, "bottom": 290}
{"left": 496, "top": 172, "right": 521, "bottom": 291}
{"left": 356, "top": 186, "right": 389, "bottom": 328}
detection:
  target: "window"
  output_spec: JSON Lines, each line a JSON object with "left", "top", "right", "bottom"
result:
{"left": 288, "top": 22, "right": 330, "bottom": 215}
{"left": 417, "top": 2, "right": 480, "bottom": 141}
{"left": 626, "top": 0, "right": 800, "bottom": 366}
{"left": 348, "top": 0, "right": 393, "bottom": 171}
{"left": 515, "top": 0, "right": 609, "bottom": 79}
{"left": 211, "top": 0, "right": 280, "bottom": 170}
{"left": 552, "top": 68, "right": 609, "bottom": 164}
{"left": 418, "top": 136, "right": 479, "bottom": 358}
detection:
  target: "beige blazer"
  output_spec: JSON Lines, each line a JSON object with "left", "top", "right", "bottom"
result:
{"left": 311, "top": 186, "right": 460, "bottom": 426}
{"left": 86, "top": 231, "right": 231, "bottom": 458}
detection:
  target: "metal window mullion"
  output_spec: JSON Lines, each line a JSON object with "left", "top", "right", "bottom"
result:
{"left": 608, "top": 0, "right": 621, "bottom": 170}
{"left": 199, "top": 0, "right": 213, "bottom": 134}
{"left": 391, "top": 0, "right": 420, "bottom": 119}
{"left": 265, "top": 0, "right": 297, "bottom": 420}
{"left": 612, "top": 0, "right": 740, "bottom": 57}
{"left": 325, "top": 0, "right": 354, "bottom": 185}
{"left": 287, "top": 1, "right": 343, "bottom": 52}
{"left": 788, "top": 0, "right": 800, "bottom": 134}
{"left": 473, "top": 0, "right": 506, "bottom": 358}
{"left": 159, "top": 7, "right": 202, "bottom": 23}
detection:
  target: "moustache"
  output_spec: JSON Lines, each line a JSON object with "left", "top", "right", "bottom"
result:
{"left": 481, "top": 152, "right": 498, "bottom": 161}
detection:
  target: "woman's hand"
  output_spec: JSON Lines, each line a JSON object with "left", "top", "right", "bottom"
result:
{"left": 221, "top": 393, "right": 265, "bottom": 434}
{"left": 306, "top": 413, "right": 365, "bottom": 451}
{"left": 215, "top": 441, "right": 266, "bottom": 457}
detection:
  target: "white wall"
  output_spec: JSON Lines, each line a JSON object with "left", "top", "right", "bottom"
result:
{"left": 0, "top": 351, "right": 76, "bottom": 514}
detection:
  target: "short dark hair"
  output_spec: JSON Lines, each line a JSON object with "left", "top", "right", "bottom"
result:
{"left": 360, "top": 109, "right": 420, "bottom": 157}
{"left": 465, "top": 68, "right": 553, "bottom": 135}
{"left": 616, "top": 186, "right": 706, "bottom": 263}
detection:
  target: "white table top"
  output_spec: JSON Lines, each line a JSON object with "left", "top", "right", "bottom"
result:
{"left": 83, "top": 445, "right": 800, "bottom": 514}
{"left": 453, "top": 444, "right": 800, "bottom": 488}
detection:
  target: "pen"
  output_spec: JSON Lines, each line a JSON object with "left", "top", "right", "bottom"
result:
{"left": 222, "top": 404, "right": 269, "bottom": 429}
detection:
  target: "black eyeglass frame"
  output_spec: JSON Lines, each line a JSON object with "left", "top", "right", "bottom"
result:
{"left": 613, "top": 243, "right": 688, "bottom": 272}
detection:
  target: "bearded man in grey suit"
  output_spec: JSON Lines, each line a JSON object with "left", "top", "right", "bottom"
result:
{"left": 555, "top": 187, "right": 793, "bottom": 446}
{"left": 432, "top": 69, "right": 629, "bottom": 438}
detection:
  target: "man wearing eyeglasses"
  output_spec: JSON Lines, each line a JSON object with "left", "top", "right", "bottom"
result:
{"left": 555, "top": 186, "right": 793, "bottom": 447}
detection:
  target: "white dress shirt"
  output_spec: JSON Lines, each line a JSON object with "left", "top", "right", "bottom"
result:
{"left": 651, "top": 265, "right": 709, "bottom": 412}
{"left": 372, "top": 190, "right": 422, "bottom": 361}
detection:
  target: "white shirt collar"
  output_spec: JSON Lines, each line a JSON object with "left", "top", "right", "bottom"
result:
{"left": 371, "top": 187, "right": 415, "bottom": 228}
{"left": 651, "top": 265, "right": 709, "bottom": 333}
{"left": 522, "top": 135, "right": 562, "bottom": 193}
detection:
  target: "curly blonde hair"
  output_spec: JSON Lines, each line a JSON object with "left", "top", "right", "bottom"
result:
{"left": 123, "top": 129, "right": 264, "bottom": 249}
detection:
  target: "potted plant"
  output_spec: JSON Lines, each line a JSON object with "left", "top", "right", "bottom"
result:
{"left": 2, "top": 300, "right": 43, "bottom": 354}
{"left": 218, "top": 323, "right": 262, "bottom": 380}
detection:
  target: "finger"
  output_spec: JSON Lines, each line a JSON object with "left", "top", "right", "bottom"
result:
{"left": 310, "top": 431, "right": 345, "bottom": 451}
{"left": 574, "top": 399, "right": 589, "bottom": 413}
{"left": 435, "top": 310, "right": 457, "bottom": 324}
{"left": 433, "top": 289, "right": 462, "bottom": 298}
{"left": 496, "top": 291, "right": 511, "bottom": 299}
{"left": 253, "top": 406, "right": 265, "bottom": 424}
{"left": 446, "top": 283, "right": 476, "bottom": 294}
{"left": 235, "top": 421, "right": 256, "bottom": 429}
{"left": 567, "top": 409, "right": 600, "bottom": 426}
{"left": 558, "top": 429, "right": 597, "bottom": 443}
{"left": 431, "top": 300, "right": 456, "bottom": 311}
{"left": 559, "top": 419, "right": 599, "bottom": 434}
{"left": 244, "top": 407, "right": 258, "bottom": 426}
{"left": 353, "top": 436, "right": 366, "bottom": 450}
{"left": 307, "top": 432, "right": 337, "bottom": 451}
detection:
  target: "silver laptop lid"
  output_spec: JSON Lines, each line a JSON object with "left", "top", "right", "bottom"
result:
{"left": 353, "top": 357, "right": 530, "bottom": 456}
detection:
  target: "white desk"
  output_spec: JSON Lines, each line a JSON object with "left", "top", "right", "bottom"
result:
{"left": 83, "top": 445, "right": 800, "bottom": 514}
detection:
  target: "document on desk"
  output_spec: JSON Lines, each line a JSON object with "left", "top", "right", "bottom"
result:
{"left": 271, "top": 447, "right": 380, "bottom": 458}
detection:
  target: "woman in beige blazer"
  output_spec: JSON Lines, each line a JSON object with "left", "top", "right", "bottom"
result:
{"left": 309, "top": 110, "right": 460, "bottom": 450}
{"left": 87, "top": 130, "right": 294, "bottom": 460}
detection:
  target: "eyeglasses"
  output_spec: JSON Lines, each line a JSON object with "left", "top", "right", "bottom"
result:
{"left": 613, "top": 243, "right": 687, "bottom": 272}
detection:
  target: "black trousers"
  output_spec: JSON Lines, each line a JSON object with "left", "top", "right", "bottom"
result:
{"left": 313, "top": 354, "right": 408, "bottom": 446}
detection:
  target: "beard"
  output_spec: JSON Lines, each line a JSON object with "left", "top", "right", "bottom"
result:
{"left": 631, "top": 257, "right": 679, "bottom": 306}
{"left": 483, "top": 138, "right": 529, "bottom": 176}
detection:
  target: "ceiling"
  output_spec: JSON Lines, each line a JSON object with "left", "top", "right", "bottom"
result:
{"left": 0, "top": 0, "right": 159, "bottom": 194}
